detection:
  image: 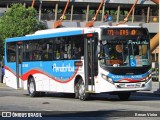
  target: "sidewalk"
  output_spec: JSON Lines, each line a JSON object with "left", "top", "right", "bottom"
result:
{"left": 0, "top": 83, "right": 7, "bottom": 88}
{"left": 0, "top": 83, "right": 7, "bottom": 87}
{"left": 0, "top": 83, "right": 13, "bottom": 90}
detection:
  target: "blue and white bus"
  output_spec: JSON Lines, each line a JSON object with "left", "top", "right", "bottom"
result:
{"left": 94, "top": 25, "right": 152, "bottom": 100}
{"left": 4, "top": 25, "right": 152, "bottom": 100}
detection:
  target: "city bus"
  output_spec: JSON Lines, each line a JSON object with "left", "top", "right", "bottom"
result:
{"left": 4, "top": 25, "right": 152, "bottom": 100}
{"left": 93, "top": 25, "right": 152, "bottom": 100}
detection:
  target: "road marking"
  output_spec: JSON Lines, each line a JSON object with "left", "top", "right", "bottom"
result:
{"left": 43, "top": 109, "right": 54, "bottom": 111}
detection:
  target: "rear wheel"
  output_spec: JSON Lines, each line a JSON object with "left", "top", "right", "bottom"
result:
{"left": 118, "top": 92, "right": 131, "bottom": 100}
{"left": 27, "top": 77, "right": 39, "bottom": 97}
{"left": 75, "top": 82, "right": 80, "bottom": 99}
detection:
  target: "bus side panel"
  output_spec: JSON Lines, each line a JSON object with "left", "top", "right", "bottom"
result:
{"left": 51, "top": 60, "right": 81, "bottom": 93}
{"left": 62, "top": 60, "right": 85, "bottom": 93}
{"left": 5, "top": 63, "right": 18, "bottom": 89}
{"left": 21, "top": 61, "right": 50, "bottom": 91}
{"left": 21, "top": 60, "right": 81, "bottom": 93}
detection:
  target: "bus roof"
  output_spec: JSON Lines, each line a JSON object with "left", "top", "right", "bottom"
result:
{"left": 5, "top": 25, "right": 143, "bottom": 42}
{"left": 6, "top": 27, "right": 95, "bottom": 42}
{"left": 95, "top": 25, "right": 142, "bottom": 28}
{"left": 34, "top": 27, "right": 83, "bottom": 35}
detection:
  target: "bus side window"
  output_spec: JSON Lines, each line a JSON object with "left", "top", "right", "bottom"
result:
{"left": 55, "top": 50, "right": 60, "bottom": 59}
{"left": 75, "top": 47, "right": 82, "bottom": 59}
{"left": 72, "top": 47, "right": 77, "bottom": 59}
{"left": 42, "top": 51, "right": 49, "bottom": 60}
{"left": 60, "top": 50, "right": 64, "bottom": 59}
{"left": 29, "top": 53, "right": 33, "bottom": 61}
{"left": 7, "top": 42, "right": 16, "bottom": 62}
{"left": 72, "top": 35, "right": 84, "bottom": 59}
{"left": 67, "top": 43, "right": 71, "bottom": 59}
{"left": 48, "top": 53, "right": 53, "bottom": 60}
{"left": 11, "top": 55, "right": 15, "bottom": 62}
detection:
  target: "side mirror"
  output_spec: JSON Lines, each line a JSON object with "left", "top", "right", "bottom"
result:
{"left": 98, "top": 53, "right": 105, "bottom": 60}
{"left": 98, "top": 53, "right": 102, "bottom": 60}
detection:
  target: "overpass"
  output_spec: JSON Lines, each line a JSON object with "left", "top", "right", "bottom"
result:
{"left": 0, "top": 0, "right": 159, "bottom": 33}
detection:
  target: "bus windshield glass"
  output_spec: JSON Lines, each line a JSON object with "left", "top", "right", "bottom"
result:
{"left": 100, "top": 28, "right": 150, "bottom": 67}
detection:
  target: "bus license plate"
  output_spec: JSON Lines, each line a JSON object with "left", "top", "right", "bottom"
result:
{"left": 126, "top": 84, "right": 136, "bottom": 88}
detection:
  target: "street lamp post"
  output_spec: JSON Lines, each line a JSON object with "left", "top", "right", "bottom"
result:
{"left": 39, "top": 0, "right": 42, "bottom": 21}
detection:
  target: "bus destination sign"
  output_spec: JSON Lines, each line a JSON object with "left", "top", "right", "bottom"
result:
{"left": 102, "top": 28, "right": 147, "bottom": 36}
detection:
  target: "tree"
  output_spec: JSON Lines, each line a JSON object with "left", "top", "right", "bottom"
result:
{"left": 0, "top": 3, "right": 46, "bottom": 60}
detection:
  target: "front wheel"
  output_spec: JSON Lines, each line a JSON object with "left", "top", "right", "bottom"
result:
{"left": 75, "top": 79, "right": 89, "bottom": 101}
{"left": 27, "top": 77, "right": 39, "bottom": 97}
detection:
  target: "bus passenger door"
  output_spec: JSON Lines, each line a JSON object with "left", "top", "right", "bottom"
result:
{"left": 16, "top": 42, "right": 23, "bottom": 88}
{"left": 84, "top": 33, "right": 98, "bottom": 92}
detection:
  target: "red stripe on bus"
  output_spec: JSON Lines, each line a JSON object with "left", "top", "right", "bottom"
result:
{"left": 118, "top": 78, "right": 144, "bottom": 83}
{"left": 5, "top": 66, "right": 79, "bottom": 83}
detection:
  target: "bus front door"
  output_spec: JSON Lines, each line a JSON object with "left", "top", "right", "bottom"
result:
{"left": 84, "top": 35, "right": 97, "bottom": 92}
{"left": 16, "top": 42, "right": 23, "bottom": 88}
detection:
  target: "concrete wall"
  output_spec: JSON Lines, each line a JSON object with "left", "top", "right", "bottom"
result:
{"left": 46, "top": 20, "right": 159, "bottom": 33}
{"left": 0, "top": 8, "right": 7, "bottom": 12}
{"left": 42, "top": 0, "right": 156, "bottom": 4}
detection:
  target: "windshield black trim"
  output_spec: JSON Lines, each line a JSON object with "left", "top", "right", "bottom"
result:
{"left": 100, "top": 65, "right": 151, "bottom": 75}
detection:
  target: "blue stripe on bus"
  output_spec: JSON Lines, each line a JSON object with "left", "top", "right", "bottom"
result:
{"left": 6, "top": 30, "right": 83, "bottom": 42}
{"left": 5, "top": 60, "right": 79, "bottom": 82}
{"left": 108, "top": 71, "right": 151, "bottom": 82}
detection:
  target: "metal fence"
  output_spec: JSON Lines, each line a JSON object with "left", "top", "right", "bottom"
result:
{"left": 40, "top": 13, "right": 159, "bottom": 23}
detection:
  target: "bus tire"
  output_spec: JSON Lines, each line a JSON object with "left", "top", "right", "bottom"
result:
{"left": 118, "top": 92, "right": 130, "bottom": 100}
{"left": 77, "top": 79, "right": 89, "bottom": 101}
{"left": 75, "top": 82, "right": 80, "bottom": 99}
{"left": 27, "top": 77, "right": 39, "bottom": 97}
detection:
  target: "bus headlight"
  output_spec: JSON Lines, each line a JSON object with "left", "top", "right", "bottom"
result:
{"left": 101, "top": 74, "right": 107, "bottom": 80}
{"left": 141, "top": 74, "right": 152, "bottom": 83}
{"left": 101, "top": 74, "right": 114, "bottom": 84}
{"left": 147, "top": 74, "right": 152, "bottom": 82}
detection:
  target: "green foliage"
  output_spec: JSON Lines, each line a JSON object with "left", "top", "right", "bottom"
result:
{"left": 124, "top": 10, "right": 129, "bottom": 16}
{"left": 89, "top": 10, "right": 95, "bottom": 14}
{"left": 0, "top": 36, "right": 3, "bottom": 60}
{"left": 0, "top": 3, "right": 46, "bottom": 60}
{"left": 110, "top": 10, "right": 116, "bottom": 15}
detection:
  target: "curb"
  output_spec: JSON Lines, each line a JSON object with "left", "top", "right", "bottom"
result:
{"left": 0, "top": 83, "right": 7, "bottom": 87}
{"left": 0, "top": 83, "right": 23, "bottom": 90}
{"left": 132, "top": 91, "right": 160, "bottom": 97}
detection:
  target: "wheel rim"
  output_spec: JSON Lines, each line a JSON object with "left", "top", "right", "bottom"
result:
{"left": 78, "top": 81, "right": 85, "bottom": 99}
{"left": 29, "top": 81, "right": 34, "bottom": 94}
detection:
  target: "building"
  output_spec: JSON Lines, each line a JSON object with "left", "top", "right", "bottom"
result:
{"left": 0, "top": 0, "right": 159, "bottom": 62}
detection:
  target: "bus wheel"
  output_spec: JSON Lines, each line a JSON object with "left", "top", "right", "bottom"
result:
{"left": 75, "top": 81, "right": 80, "bottom": 99}
{"left": 27, "top": 77, "right": 39, "bottom": 97}
{"left": 118, "top": 92, "right": 130, "bottom": 100}
{"left": 77, "top": 79, "right": 89, "bottom": 101}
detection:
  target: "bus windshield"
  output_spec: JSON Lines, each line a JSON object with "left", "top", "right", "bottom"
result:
{"left": 100, "top": 36, "right": 150, "bottom": 68}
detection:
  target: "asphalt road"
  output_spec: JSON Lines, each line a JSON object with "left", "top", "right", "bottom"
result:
{"left": 0, "top": 82, "right": 160, "bottom": 120}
